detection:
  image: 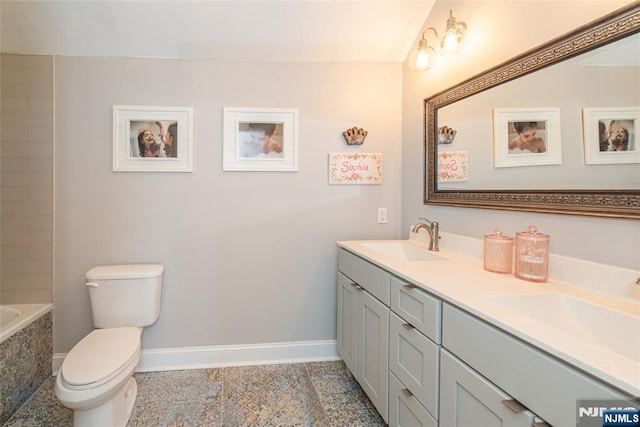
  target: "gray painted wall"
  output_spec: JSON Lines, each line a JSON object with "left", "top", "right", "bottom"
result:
{"left": 43, "top": 0, "right": 640, "bottom": 356}
{"left": 401, "top": 1, "right": 639, "bottom": 270}
{"left": 54, "top": 58, "right": 402, "bottom": 352}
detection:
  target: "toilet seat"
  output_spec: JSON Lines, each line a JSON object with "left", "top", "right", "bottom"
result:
{"left": 61, "top": 327, "right": 141, "bottom": 390}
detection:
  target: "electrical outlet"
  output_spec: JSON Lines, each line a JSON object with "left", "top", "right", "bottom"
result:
{"left": 377, "top": 208, "right": 388, "bottom": 224}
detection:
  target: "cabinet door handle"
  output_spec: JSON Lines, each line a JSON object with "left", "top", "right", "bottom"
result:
{"left": 352, "top": 283, "right": 363, "bottom": 290}
{"left": 401, "top": 388, "right": 413, "bottom": 397}
{"left": 402, "top": 284, "right": 417, "bottom": 290}
{"left": 402, "top": 322, "right": 415, "bottom": 330}
{"left": 532, "top": 420, "right": 551, "bottom": 427}
{"left": 502, "top": 399, "right": 526, "bottom": 413}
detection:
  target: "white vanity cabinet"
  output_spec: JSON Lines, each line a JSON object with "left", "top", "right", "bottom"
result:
{"left": 388, "top": 277, "right": 441, "bottom": 427}
{"left": 338, "top": 249, "right": 443, "bottom": 426}
{"left": 337, "top": 249, "right": 390, "bottom": 421}
{"left": 337, "top": 241, "right": 637, "bottom": 427}
{"left": 337, "top": 272, "right": 358, "bottom": 373}
{"left": 442, "top": 303, "right": 631, "bottom": 426}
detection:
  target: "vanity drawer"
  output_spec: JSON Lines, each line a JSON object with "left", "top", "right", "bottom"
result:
{"left": 338, "top": 249, "right": 390, "bottom": 305}
{"left": 389, "top": 312, "right": 439, "bottom": 418}
{"left": 442, "top": 303, "right": 631, "bottom": 427}
{"left": 440, "top": 349, "right": 537, "bottom": 427}
{"left": 388, "top": 372, "right": 437, "bottom": 427}
{"left": 390, "top": 276, "right": 441, "bottom": 343}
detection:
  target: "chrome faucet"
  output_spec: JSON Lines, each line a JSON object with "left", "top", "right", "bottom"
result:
{"left": 411, "top": 217, "right": 440, "bottom": 251}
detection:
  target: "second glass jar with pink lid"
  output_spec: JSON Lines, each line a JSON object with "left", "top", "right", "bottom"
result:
{"left": 514, "top": 225, "right": 550, "bottom": 282}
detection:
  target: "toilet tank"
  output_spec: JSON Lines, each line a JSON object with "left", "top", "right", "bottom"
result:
{"left": 85, "top": 264, "right": 164, "bottom": 329}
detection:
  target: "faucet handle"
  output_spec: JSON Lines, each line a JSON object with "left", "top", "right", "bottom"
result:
{"left": 418, "top": 217, "right": 436, "bottom": 226}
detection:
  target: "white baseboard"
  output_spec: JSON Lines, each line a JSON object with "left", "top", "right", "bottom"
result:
{"left": 53, "top": 339, "right": 339, "bottom": 375}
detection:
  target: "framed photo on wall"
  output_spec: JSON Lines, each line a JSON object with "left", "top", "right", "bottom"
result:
{"left": 493, "top": 107, "right": 562, "bottom": 168}
{"left": 223, "top": 107, "right": 299, "bottom": 171}
{"left": 113, "top": 105, "right": 194, "bottom": 172}
{"left": 582, "top": 107, "right": 640, "bottom": 165}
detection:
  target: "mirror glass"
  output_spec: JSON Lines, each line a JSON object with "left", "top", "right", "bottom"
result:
{"left": 425, "top": 4, "right": 640, "bottom": 218}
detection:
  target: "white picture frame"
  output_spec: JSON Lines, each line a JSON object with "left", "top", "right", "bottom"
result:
{"left": 113, "top": 105, "right": 194, "bottom": 172}
{"left": 582, "top": 107, "right": 640, "bottom": 165}
{"left": 223, "top": 107, "right": 299, "bottom": 172}
{"left": 493, "top": 107, "right": 562, "bottom": 168}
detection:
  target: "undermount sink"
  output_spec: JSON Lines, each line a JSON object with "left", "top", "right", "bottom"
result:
{"left": 359, "top": 241, "right": 447, "bottom": 262}
{"left": 488, "top": 294, "right": 640, "bottom": 361}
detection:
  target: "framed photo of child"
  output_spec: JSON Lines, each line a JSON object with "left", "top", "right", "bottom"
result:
{"left": 223, "top": 107, "right": 299, "bottom": 172}
{"left": 113, "top": 105, "right": 194, "bottom": 172}
{"left": 582, "top": 107, "right": 640, "bottom": 165}
{"left": 492, "top": 107, "right": 562, "bottom": 168}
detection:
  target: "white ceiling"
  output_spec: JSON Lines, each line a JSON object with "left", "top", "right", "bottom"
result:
{"left": 0, "top": 0, "right": 436, "bottom": 63}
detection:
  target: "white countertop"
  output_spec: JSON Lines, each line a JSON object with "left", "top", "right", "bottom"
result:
{"left": 337, "top": 234, "right": 640, "bottom": 398}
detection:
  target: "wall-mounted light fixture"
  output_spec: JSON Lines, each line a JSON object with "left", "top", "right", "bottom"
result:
{"left": 439, "top": 9, "right": 467, "bottom": 54}
{"left": 409, "top": 9, "right": 467, "bottom": 71}
{"left": 409, "top": 28, "right": 438, "bottom": 72}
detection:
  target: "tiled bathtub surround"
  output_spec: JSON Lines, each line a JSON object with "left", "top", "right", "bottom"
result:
{"left": 0, "top": 311, "right": 52, "bottom": 424}
{"left": 0, "top": 54, "right": 54, "bottom": 304}
{"left": 5, "top": 361, "right": 384, "bottom": 426}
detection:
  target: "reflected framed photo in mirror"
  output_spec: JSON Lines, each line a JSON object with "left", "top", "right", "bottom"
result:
{"left": 582, "top": 107, "right": 640, "bottom": 165}
{"left": 492, "top": 107, "right": 562, "bottom": 168}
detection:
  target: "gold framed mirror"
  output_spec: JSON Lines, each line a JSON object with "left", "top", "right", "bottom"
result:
{"left": 424, "top": 3, "right": 640, "bottom": 219}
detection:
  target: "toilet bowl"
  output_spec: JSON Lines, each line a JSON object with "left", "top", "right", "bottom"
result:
{"left": 54, "top": 264, "right": 164, "bottom": 427}
{"left": 55, "top": 327, "right": 142, "bottom": 427}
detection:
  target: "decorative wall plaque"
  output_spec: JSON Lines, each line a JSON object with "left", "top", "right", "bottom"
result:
{"left": 329, "top": 153, "right": 382, "bottom": 184}
{"left": 342, "top": 127, "right": 368, "bottom": 145}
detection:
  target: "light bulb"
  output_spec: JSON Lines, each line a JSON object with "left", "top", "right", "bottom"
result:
{"left": 439, "top": 9, "right": 466, "bottom": 54}
{"left": 415, "top": 48, "right": 431, "bottom": 70}
{"left": 442, "top": 30, "right": 460, "bottom": 53}
{"left": 410, "top": 39, "right": 435, "bottom": 71}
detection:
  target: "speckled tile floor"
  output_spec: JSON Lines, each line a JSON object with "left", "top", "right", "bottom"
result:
{"left": 4, "top": 361, "right": 386, "bottom": 426}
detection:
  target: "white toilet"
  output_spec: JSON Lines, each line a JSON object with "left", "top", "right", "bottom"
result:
{"left": 55, "top": 264, "right": 164, "bottom": 427}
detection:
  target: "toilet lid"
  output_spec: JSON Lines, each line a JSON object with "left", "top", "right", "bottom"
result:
{"left": 61, "top": 327, "right": 140, "bottom": 387}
